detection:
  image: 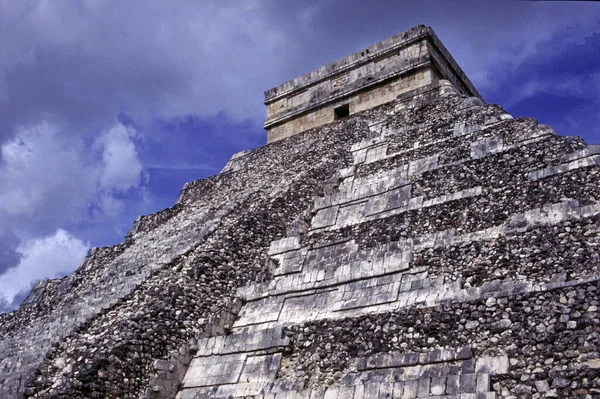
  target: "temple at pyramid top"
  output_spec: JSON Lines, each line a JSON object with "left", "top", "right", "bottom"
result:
{"left": 264, "top": 25, "right": 483, "bottom": 142}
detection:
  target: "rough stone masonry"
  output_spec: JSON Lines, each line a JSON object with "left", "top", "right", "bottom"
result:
{"left": 1, "top": 24, "right": 599, "bottom": 399}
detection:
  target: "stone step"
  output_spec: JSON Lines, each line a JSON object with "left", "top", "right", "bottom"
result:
{"left": 196, "top": 326, "right": 290, "bottom": 357}
{"left": 241, "top": 200, "right": 600, "bottom": 306}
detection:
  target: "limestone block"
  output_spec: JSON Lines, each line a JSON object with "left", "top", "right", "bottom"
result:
{"left": 288, "top": 390, "right": 312, "bottom": 399}
{"left": 323, "top": 386, "right": 340, "bottom": 399}
{"left": 181, "top": 353, "right": 247, "bottom": 388}
{"left": 215, "top": 327, "right": 288, "bottom": 356}
{"left": 515, "top": 123, "right": 555, "bottom": 143}
{"left": 382, "top": 250, "right": 412, "bottom": 273}
{"left": 365, "top": 184, "right": 412, "bottom": 216}
{"left": 474, "top": 356, "right": 509, "bottom": 375}
{"left": 408, "top": 155, "right": 439, "bottom": 176}
{"left": 352, "top": 136, "right": 384, "bottom": 152}
{"left": 268, "top": 237, "right": 302, "bottom": 256}
{"left": 529, "top": 155, "right": 600, "bottom": 181}
{"left": 362, "top": 351, "right": 419, "bottom": 370}
{"left": 430, "top": 376, "right": 446, "bottom": 395}
{"left": 476, "top": 374, "right": 490, "bottom": 392}
{"left": 273, "top": 250, "right": 306, "bottom": 276}
{"left": 311, "top": 207, "right": 339, "bottom": 229}
{"left": 470, "top": 136, "right": 503, "bottom": 159}
{"left": 334, "top": 203, "right": 366, "bottom": 228}
{"left": 392, "top": 382, "right": 405, "bottom": 398}
{"left": 220, "top": 150, "right": 252, "bottom": 174}
{"left": 239, "top": 354, "right": 281, "bottom": 383}
{"left": 19, "top": 280, "right": 48, "bottom": 308}
{"left": 453, "top": 122, "right": 479, "bottom": 138}
{"left": 365, "top": 144, "right": 389, "bottom": 164}
{"left": 459, "top": 374, "right": 476, "bottom": 393}
{"left": 234, "top": 297, "right": 284, "bottom": 328}
{"left": 560, "top": 144, "right": 600, "bottom": 163}
{"left": 352, "top": 384, "right": 365, "bottom": 398}
{"left": 367, "top": 382, "right": 385, "bottom": 397}
{"left": 271, "top": 378, "right": 306, "bottom": 394}
{"left": 402, "top": 379, "right": 419, "bottom": 398}
{"left": 352, "top": 148, "right": 368, "bottom": 165}
{"left": 279, "top": 293, "right": 323, "bottom": 323}
{"left": 337, "top": 385, "right": 355, "bottom": 398}
{"left": 417, "top": 377, "right": 431, "bottom": 397}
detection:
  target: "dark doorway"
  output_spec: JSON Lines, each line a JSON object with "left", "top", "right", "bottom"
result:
{"left": 334, "top": 104, "right": 350, "bottom": 120}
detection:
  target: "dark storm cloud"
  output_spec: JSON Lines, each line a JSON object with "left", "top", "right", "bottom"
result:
{"left": 0, "top": 229, "right": 20, "bottom": 276}
{"left": 1, "top": 0, "right": 598, "bottom": 142}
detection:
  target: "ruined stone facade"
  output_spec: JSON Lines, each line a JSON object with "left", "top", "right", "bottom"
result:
{"left": 1, "top": 26, "right": 600, "bottom": 399}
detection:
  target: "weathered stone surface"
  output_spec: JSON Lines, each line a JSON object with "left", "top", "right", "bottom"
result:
{"left": 264, "top": 25, "right": 482, "bottom": 143}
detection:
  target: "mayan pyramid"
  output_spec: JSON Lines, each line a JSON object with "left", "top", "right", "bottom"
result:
{"left": 1, "top": 25, "right": 599, "bottom": 399}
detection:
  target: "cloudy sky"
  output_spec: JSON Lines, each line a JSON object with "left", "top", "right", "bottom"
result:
{"left": 0, "top": 0, "right": 599, "bottom": 312}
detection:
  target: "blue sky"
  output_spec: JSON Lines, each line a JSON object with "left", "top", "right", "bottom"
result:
{"left": 0, "top": 0, "right": 599, "bottom": 312}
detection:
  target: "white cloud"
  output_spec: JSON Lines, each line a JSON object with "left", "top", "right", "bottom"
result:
{"left": 0, "top": 122, "right": 145, "bottom": 309}
{"left": 0, "top": 121, "right": 98, "bottom": 227}
{"left": 0, "top": 229, "right": 89, "bottom": 308}
{"left": 96, "top": 123, "right": 143, "bottom": 193}
{"left": 0, "top": 120, "right": 145, "bottom": 311}
{"left": 0, "top": 120, "right": 145, "bottom": 230}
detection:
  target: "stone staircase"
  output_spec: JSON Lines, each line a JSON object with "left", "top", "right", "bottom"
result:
{"left": 173, "top": 94, "right": 600, "bottom": 398}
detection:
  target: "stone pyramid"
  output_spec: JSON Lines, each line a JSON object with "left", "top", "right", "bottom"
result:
{"left": 1, "top": 25, "right": 599, "bottom": 399}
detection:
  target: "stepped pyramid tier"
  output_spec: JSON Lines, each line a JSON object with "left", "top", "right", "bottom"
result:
{"left": 1, "top": 26, "right": 599, "bottom": 399}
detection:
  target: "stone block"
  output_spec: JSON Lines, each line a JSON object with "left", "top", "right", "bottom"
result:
{"left": 335, "top": 203, "right": 366, "bottom": 228}
{"left": 474, "top": 356, "right": 509, "bottom": 375}
{"left": 402, "top": 379, "right": 419, "bottom": 398}
{"left": 310, "top": 386, "right": 327, "bottom": 399}
{"left": 323, "top": 386, "right": 339, "bottom": 399}
{"left": 311, "top": 207, "right": 339, "bottom": 229}
{"left": 476, "top": 374, "right": 490, "bottom": 392}
{"left": 445, "top": 375, "right": 459, "bottom": 395}
{"left": 181, "top": 353, "right": 246, "bottom": 388}
{"left": 416, "top": 378, "right": 431, "bottom": 397}
{"left": 353, "top": 384, "right": 365, "bottom": 399}
{"left": 363, "top": 382, "right": 380, "bottom": 398}
{"left": 430, "top": 376, "right": 446, "bottom": 396}
{"left": 290, "top": 390, "right": 312, "bottom": 399}
{"left": 459, "top": 374, "right": 476, "bottom": 393}
{"left": 365, "top": 145, "right": 389, "bottom": 164}
{"left": 337, "top": 385, "right": 355, "bottom": 398}
{"left": 392, "top": 382, "right": 405, "bottom": 398}
{"left": 340, "top": 372, "right": 360, "bottom": 386}
{"left": 239, "top": 354, "right": 281, "bottom": 383}
{"left": 269, "top": 237, "right": 302, "bottom": 256}
{"left": 470, "top": 136, "right": 503, "bottom": 159}
{"left": 153, "top": 359, "right": 173, "bottom": 371}
{"left": 378, "top": 382, "right": 394, "bottom": 398}
{"left": 408, "top": 155, "right": 439, "bottom": 176}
